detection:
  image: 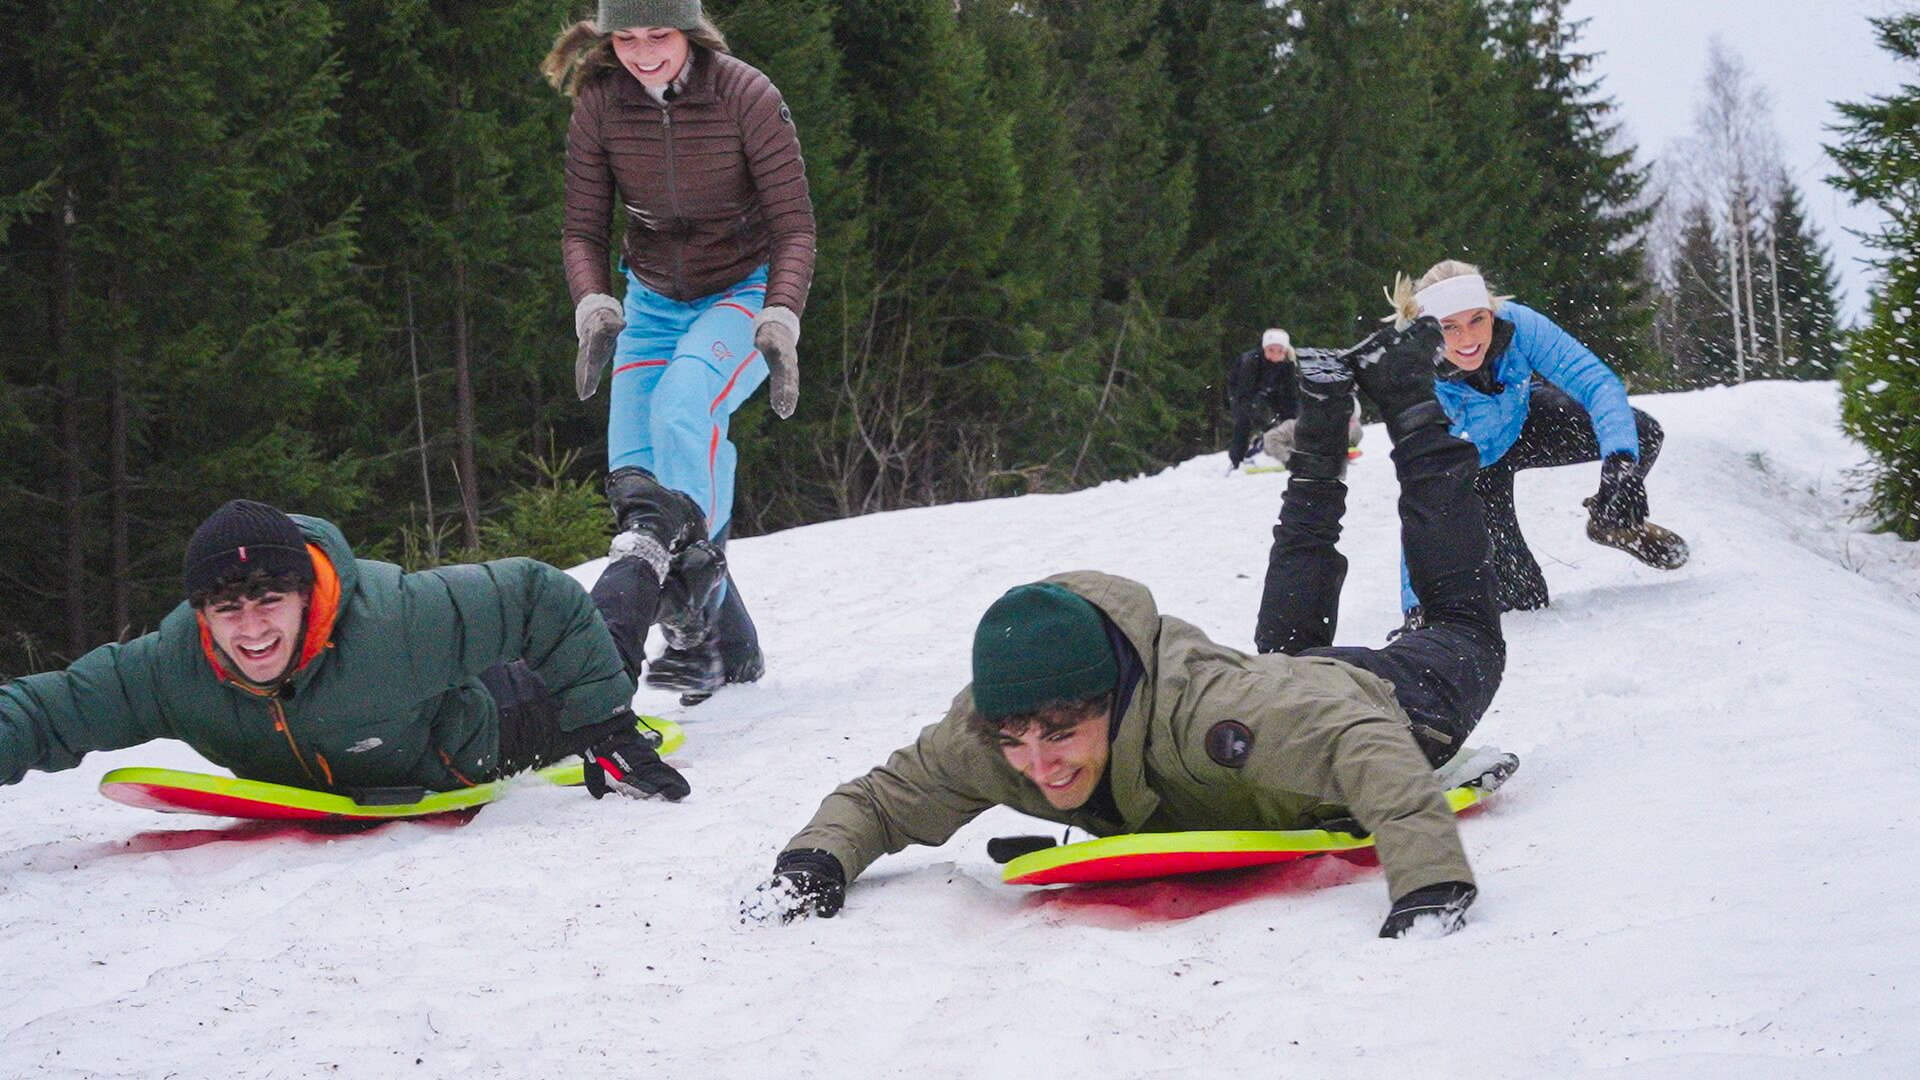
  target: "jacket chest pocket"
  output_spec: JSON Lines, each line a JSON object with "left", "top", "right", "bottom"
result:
{"left": 302, "top": 713, "right": 429, "bottom": 786}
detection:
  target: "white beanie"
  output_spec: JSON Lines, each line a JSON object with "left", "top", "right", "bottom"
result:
{"left": 1261, "top": 328, "right": 1291, "bottom": 351}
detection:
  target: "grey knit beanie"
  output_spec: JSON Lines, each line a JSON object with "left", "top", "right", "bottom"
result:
{"left": 597, "top": 0, "right": 702, "bottom": 32}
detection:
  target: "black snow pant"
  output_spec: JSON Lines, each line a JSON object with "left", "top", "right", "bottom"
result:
{"left": 1254, "top": 423, "right": 1505, "bottom": 766}
{"left": 1477, "top": 382, "right": 1665, "bottom": 611}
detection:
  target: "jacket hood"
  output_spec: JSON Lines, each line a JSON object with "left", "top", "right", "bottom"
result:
{"left": 291, "top": 515, "right": 359, "bottom": 601}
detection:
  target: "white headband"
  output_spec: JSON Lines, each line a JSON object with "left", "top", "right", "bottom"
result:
{"left": 1261, "top": 329, "right": 1291, "bottom": 351}
{"left": 1414, "top": 274, "right": 1494, "bottom": 320}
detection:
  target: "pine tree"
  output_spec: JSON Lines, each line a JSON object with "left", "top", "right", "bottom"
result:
{"left": 0, "top": 0, "right": 355, "bottom": 671}
{"left": 1765, "top": 179, "right": 1844, "bottom": 379}
{"left": 1255, "top": 0, "right": 1436, "bottom": 342}
{"left": 1024, "top": 0, "right": 1215, "bottom": 484}
{"left": 821, "top": 0, "right": 1027, "bottom": 510}
{"left": 1829, "top": 12, "right": 1920, "bottom": 540}
{"left": 1488, "top": 0, "right": 1654, "bottom": 380}
{"left": 708, "top": 0, "right": 874, "bottom": 530}
{"left": 306, "top": 0, "right": 578, "bottom": 560}
{"left": 1157, "top": 0, "right": 1289, "bottom": 352}
{"left": 1662, "top": 201, "right": 1738, "bottom": 387}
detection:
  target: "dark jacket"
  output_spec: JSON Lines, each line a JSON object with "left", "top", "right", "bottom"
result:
{"left": 0, "top": 516, "right": 635, "bottom": 791}
{"left": 1225, "top": 348, "right": 1299, "bottom": 465}
{"left": 562, "top": 47, "right": 816, "bottom": 315}
{"left": 784, "top": 571, "right": 1471, "bottom": 902}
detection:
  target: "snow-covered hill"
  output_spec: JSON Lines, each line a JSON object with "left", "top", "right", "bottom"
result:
{"left": 2, "top": 381, "right": 1916, "bottom": 1079}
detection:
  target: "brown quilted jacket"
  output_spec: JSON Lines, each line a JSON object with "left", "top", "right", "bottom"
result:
{"left": 562, "top": 48, "right": 816, "bottom": 315}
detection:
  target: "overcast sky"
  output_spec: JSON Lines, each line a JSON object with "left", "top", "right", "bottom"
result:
{"left": 1565, "top": 0, "right": 1912, "bottom": 320}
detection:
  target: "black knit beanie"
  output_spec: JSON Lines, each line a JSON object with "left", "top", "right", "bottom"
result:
{"left": 183, "top": 500, "right": 315, "bottom": 603}
{"left": 970, "top": 583, "right": 1119, "bottom": 720}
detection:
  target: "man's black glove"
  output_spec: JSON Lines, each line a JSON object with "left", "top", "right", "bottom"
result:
{"left": 582, "top": 720, "right": 690, "bottom": 801}
{"left": 1379, "top": 880, "right": 1477, "bottom": 939}
{"left": 481, "top": 660, "right": 561, "bottom": 777}
{"left": 741, "top": 849, "right": 846, "bottom": 924}
{"left": 1587, "top": 451, "right": 1649, "bottom": 527}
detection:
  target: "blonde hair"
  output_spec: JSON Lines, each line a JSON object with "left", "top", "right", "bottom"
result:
{"left": 541, "top": 16, "right": 731, "bottom": 97}
{"left": 1383, "top": 259, "right": 1510, "bottom": 325}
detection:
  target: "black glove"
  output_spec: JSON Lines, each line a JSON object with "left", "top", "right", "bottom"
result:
{"left": 1587, "top": 451, "right": 1648, "bottom": 527}
{"left": 481, "top": 660, "right": 562, "bottom": 777}
{"left": 1379, "top": 880, "right": 1477, "bottom": 939}
{"left": 741, "top": 848, "right": 847, "bottom": 924}
{"left": 582, "top": 720, "right": 690, "bottom": 801}
{"left": 1227, "top": 435, "right": 1248, "bottom": 469}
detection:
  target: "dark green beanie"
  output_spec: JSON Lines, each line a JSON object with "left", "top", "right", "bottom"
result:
{"left": 971, "top": 583, "right": 1119, "bottom": 720}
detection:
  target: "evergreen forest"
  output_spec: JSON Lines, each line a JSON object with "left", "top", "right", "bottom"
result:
{"left": 0, "top": 0, "right": 1890, "bottom": 676}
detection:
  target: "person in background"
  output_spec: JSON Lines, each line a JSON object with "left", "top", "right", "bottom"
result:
{"left": 1226, "top": 328, "right": 1363, "bottom": 470}
{"left": 544, "top": 0, "right": 816, "bottom": 702}
{"left": 1389, "top": 261, "right": 1686, "bottom": 618}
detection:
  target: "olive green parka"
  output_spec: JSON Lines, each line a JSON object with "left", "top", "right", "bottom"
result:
{"left": 0, "top": 516, "right": 634, "bottom": 791}
{"left": 785, "top": 571, "right": 1472, "bottom": 901}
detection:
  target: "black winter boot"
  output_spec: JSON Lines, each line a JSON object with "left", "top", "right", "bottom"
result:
{"left": 1289, "top": 353, "right": 1358, "bottom": 481}
{"left": 605, "top": 467, "right": 710, "bottom": 552}
{"left": 647, "top": 573, "right": 765, "bottom": 704}
{"left": 656, "top": 539, "right": 728, "bottom": 649}
{"left": 593, "top": 468, "right": 717, "bottom": 679}
{"left": 1346, "top": 318, "right": 1456, "bottom": 443}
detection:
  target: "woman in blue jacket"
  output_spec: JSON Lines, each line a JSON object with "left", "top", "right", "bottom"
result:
{"left": 1395, "top": 261, "right": 1687, "bottom": 614}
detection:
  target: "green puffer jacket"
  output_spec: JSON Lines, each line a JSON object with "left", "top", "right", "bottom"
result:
{"left": 0, "top": 516, "right": 635, "bottom": 791}
{"left": 786, "top": 571, "right": 1472, "bottom": 901}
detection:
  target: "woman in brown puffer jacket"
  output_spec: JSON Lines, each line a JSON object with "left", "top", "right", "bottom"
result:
{"left": 543, "top": 1, "right": 816, "bottom": 702}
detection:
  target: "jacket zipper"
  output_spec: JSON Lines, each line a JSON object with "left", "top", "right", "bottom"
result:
{"left": 662, "top": 104, "right": 683, "bottom": 296}
{"left": 268, "top": 697, "right": 323, "bottom": 787}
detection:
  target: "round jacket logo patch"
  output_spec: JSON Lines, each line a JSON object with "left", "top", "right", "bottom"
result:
{"left": 1205, "top": 720, "right": 1254, "bottom": 768}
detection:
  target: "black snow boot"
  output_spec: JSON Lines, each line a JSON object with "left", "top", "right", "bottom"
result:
{"left": 656, "top": 538, "right": 729, "bottom": 650}
{"left": 646, "top": 575, "right": 764, "bottom": 704}
{"left": 1289, "top": 352, "right": 1359, "bottom": 481}
{"left": 592, "top": 467, "right": 716, "bottom": 680}
{"left": 1345, "top": 318, "right": 1456, "bottom": 443}
{"left": 647, "top": 640, "right": 766, "bottom": 705}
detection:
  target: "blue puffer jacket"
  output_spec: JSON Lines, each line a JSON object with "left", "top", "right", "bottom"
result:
{"left": 1402, "top": 301, "right": 1638, "bottom": 610}
{"left": 1433, "top": 302, "right": 1639, "bottom": 467}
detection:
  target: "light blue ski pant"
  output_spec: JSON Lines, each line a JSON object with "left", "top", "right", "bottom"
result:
{"left": 607, "top": 266, "right": 768, "bottom": 536}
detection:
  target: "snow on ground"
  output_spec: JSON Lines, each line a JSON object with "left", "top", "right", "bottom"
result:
{"left": 2, "top": 381, "right": 1918, "bottom": 1078}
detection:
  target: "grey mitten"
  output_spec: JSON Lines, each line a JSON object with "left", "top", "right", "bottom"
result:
{"left": 753, "top": 305, "right": 801, "bottom": 419}
{"left": 574, "top": 293, "right": 625, "bottom": 401}
{"left": 1261, "top": 420, "right": 1297, "bottom": 462}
